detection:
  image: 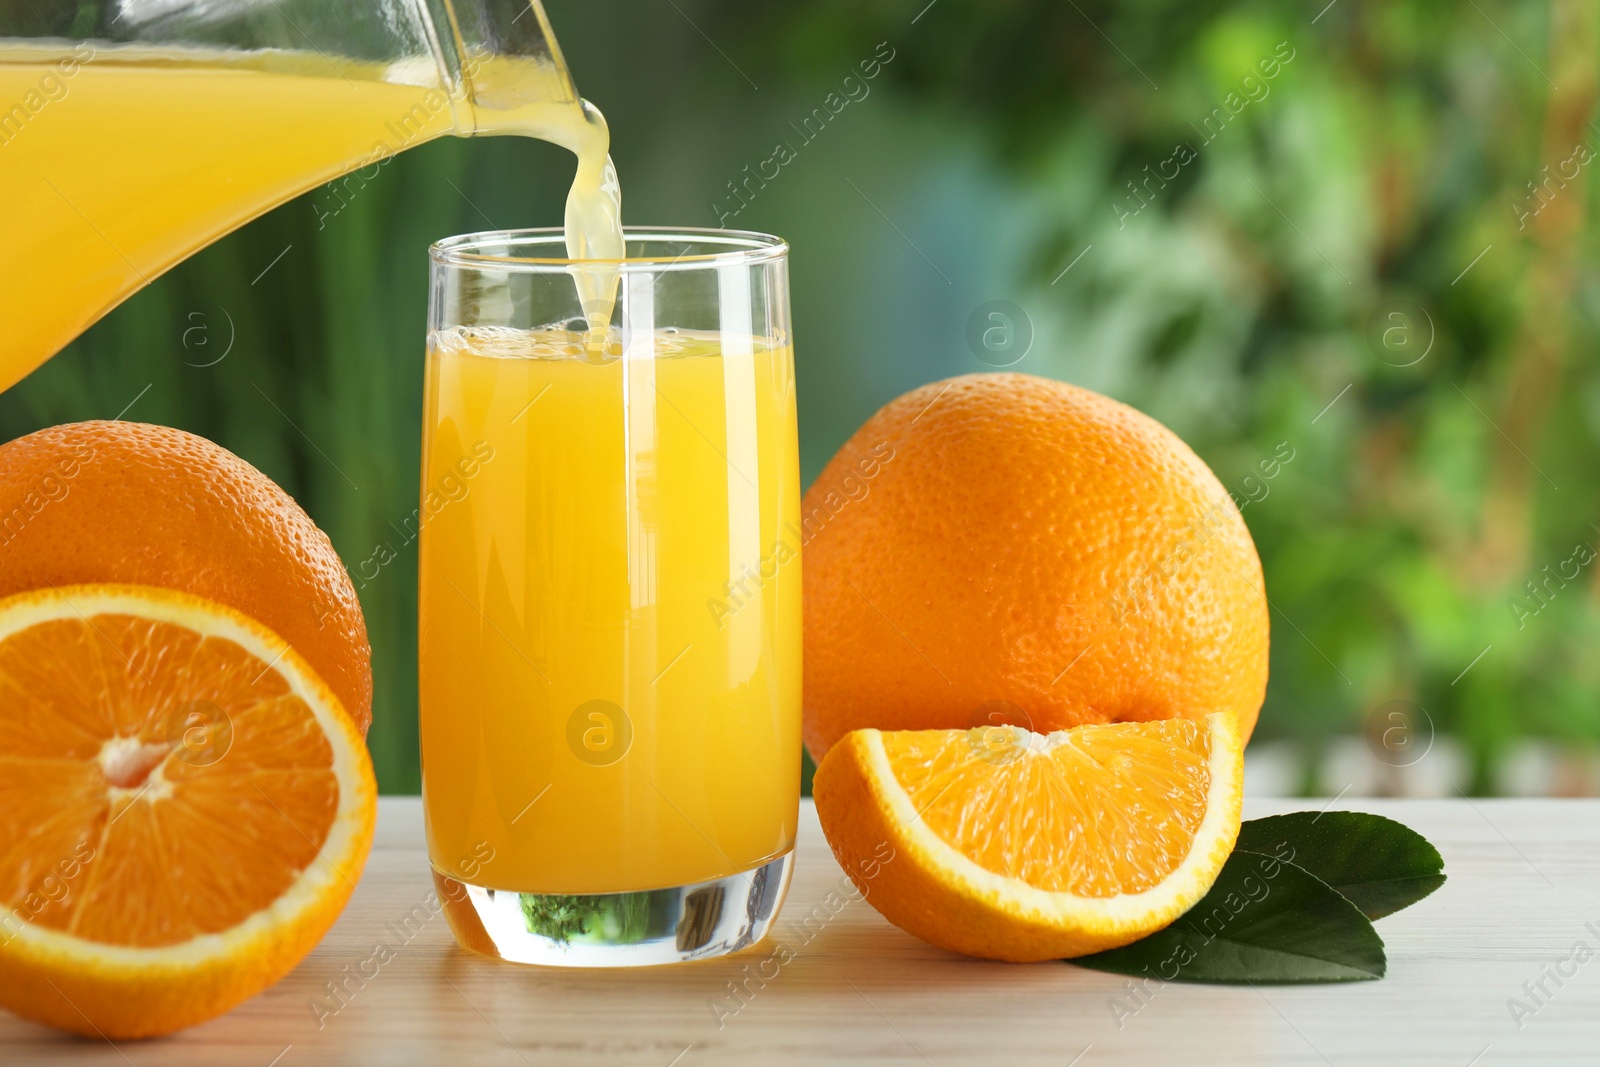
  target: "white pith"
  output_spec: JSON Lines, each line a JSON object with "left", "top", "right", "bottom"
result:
{"left": 868, "top": 713, "right": 1243, "bottom": 929}
{"left": 97, "top": 735, "right": 172, "bottom": 789}
{"left": 971, "top": 725, "right": 1072, "bottom": 754}
{"left": 0, "top": 585, "right": 375, "bottom": 973}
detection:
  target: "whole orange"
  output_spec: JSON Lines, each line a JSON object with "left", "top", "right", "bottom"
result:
{"left": 0, "top": 421, "right": 372, "bottom": 734}
{"left": 802, "top": 373, "right": 1267, "bottom": 761}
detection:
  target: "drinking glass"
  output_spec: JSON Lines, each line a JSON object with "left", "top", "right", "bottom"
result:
{"left": 420, "top": 228, "right": 800, "bottom": 966}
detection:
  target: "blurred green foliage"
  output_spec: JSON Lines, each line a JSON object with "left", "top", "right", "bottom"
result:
{"left": 5, "top": 0, "right": 1599, "bottom": 793}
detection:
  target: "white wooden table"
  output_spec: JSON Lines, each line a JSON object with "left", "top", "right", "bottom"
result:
{"left": 3, "top": 797, "right": 1595, "bottom": 1065}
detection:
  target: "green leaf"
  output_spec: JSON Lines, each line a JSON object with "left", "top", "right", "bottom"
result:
{"left": 1235, "top": 811, "right": 1446, "bottom": 919}
{"left": 1069, "top": 849, "right": 1386, "bottom": 984}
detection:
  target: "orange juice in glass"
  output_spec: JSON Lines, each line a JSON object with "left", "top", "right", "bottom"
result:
{"left": 419, "top": 229, "right": 800, "bottom": 966}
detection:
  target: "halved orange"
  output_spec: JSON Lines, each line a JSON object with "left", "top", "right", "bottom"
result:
{"left": 0, "top": 585, "right": 376, "bottom": 1039}
{"left": 813, "top": 713, "right": 1244, "bottom": 962}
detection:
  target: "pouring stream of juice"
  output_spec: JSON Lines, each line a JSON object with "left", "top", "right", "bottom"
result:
{"left": 0, "top": 39, "right": 623, "bottom": 391}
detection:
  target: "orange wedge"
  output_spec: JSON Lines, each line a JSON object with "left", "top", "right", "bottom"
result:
{"left": 813, "top": 713, "right": 1244, "bottom": 962}
{"left": 0, "top": 585, "right": 376, "bottom": 1039}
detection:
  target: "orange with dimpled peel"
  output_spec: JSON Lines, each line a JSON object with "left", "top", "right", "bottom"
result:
{"left": 801, "top": 373, "right": 1268, "bottom": 761}
{"left": 0, "top": 421, "right": 373, "bottom": 735}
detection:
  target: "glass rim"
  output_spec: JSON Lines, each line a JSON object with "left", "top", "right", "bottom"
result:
{"left": 429, "top": 227, "right": 788, "bottom": 272}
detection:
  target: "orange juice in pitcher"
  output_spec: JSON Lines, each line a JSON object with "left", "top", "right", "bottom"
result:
{"left": 0, "top": 0, "right": 621, "bottom": 389}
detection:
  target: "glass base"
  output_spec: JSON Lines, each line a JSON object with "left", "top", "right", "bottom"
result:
{"left": 434, "top": 851, "right": 794, "bottom": 968}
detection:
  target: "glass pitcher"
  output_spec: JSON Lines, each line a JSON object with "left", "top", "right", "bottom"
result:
{"left": 0, "top": 0, "right": 606, "bottom": 392}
